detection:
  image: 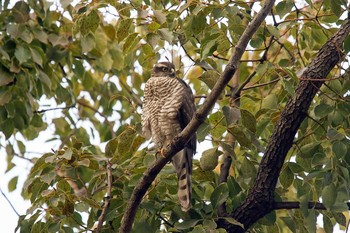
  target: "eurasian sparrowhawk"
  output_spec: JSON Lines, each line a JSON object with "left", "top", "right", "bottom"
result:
{"left": 141, "top": 62, "right": 196, "bottom": 211}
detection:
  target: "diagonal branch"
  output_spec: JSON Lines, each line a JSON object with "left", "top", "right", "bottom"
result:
{"left": 96, "top": 160, "right": 112, "bottom": 233}
{"left": 0, "top": 188, "right": 20, "bottom": 216}
{"left": 119, "top": 1, "right": 276, "bottom": 232}
{"left": 220, "top": 19, "right": 350, "bottom": 233}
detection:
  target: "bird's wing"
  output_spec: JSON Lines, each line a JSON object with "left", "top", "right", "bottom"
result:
{"left": 173, "top": 78, "right": 196, "bottom": 211}
{"left": 176, "top": 78, "right": 196, "bottom": 153}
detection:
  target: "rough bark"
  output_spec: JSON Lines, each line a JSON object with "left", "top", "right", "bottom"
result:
{"left": 219, "top": 19, "right": 350, "bottom": 233}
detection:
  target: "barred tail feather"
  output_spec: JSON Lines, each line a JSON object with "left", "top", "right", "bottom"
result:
{"left": 172, "top": 147, "right": 193, "bottom": 212}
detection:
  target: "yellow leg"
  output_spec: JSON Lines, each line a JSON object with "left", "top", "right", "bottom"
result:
{"left": 157, "top": 147, "right": 166, "bottom": 158}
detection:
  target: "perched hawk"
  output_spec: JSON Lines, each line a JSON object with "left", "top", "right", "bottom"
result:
{"left": 141, "top": 62, "right": 196, "bottom": 211}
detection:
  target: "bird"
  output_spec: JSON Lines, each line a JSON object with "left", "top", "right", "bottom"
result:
{"left": 141, "top": 62, "right": 196, "bottom": 212}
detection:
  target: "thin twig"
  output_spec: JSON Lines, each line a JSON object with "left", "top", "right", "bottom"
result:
{"left": 34, "top": 104, "right": 76, "bottom": 113}
{"left": 119, "top": 80, "right": 143, "bottom": 107}
{"left": 218, "top": 69, "right": 239, "bottom": 217}
{"left": 233, "top": 36, "right": 274, "bottom": 97}
{"left": 96, "top": 160, "right": 112, "bottom": 233}
{"left": 157, "top": 214, "right": 174, "bottom": 228}
{"left": 242, "top": 78, "right": 280, "bottom": 90}
{"left": 77, "top": 100, "right": 116, "bottom": 138}
{"left": 0, "top": 188, "right": 20, "bottom": 216}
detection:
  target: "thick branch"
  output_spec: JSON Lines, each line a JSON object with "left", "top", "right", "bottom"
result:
{"left": 118, "top": 1, "right": 276, "bottom": 232}
{"left": 220, "top": 19, "right": 350, "bottom": 233}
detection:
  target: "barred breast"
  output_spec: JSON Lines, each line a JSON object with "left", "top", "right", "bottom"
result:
{"left": 142, "top": 77, "right": 185, "bottom": 148}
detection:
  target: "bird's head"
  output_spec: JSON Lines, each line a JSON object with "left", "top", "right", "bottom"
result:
{"left": 152, "top": 62, "right": 176, "bottom": 78}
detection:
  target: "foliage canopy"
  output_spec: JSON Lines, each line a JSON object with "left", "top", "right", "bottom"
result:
{"left": 1, "top": 0, "right": 350, "bottom": 232}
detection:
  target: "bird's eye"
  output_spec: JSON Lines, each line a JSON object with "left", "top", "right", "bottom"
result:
{"left": 162, "top": 67, "right": 168, "bottom": 72}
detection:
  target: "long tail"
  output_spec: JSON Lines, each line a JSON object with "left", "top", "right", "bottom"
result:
{"left": 172, "top": 146, "right": 193, "bottom": 212}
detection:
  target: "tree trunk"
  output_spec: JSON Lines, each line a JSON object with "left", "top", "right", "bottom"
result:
{"left": 219, "top": 19, "right": 350, "bottom": 233}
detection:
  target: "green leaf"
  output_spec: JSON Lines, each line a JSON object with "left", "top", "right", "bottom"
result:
{"left": 61, "top": 148, "right": 73, "bottom": 160}
{"left": 15, "top": 45, "right": 31, "bottom": 64}
{"left": 198, "top": 70, "right": 220, "bottom": 90}
{"left": 57, "top": 179, "right": 71, "bottom": 193}
{"left": 210, "top": 183, "right": 229, "bottom": 208}
{"left": 305, "top": 209, "right": 316, "bottom": 233}
{"left": 123, "top": 33, "right": 140, "bottom": 53}
{"left": 332, "top": 140, "right": 347, "bottom": 158}
{"left": 241, "top": 156, "right": 256, "bottom": 177}
{"left": 199, "top": 147, "right": 222, "bottom": 171}
{"left": 202, "top": 219, "right": 216, "bottom": 229}
{"left": 333, "top": 212, "right": 346, "bottom": 226}
{"left": 261, "top": 94, "right": 278, "bottom": 109}
{"left": 223, "top": 217, "right": 244, "bottom": 229}
{"left": 192, "top": 13, "right": 206, "bottom": 35}
{"left": 322, "top": 184, "right": 337, "bottom": 209}
{"left": 117, "top": 18, "right": 133, "bottom": 42}
{"left": 299, "top": 142, "right": 320, "bottom": 158}
{"left": 266, "top": 25, "right": 280, "bottom": 38}
{"left": 240, "top": 109, "right": 256, "bottom": 133}
{"left": 153, "top": 10, "right": 167, "bottom": 24}
{"left": 38, "top": 70, "right": 52, "bottom": 89}
{"left": 314, "top": 103, "right": 333, "bottom": 119}
{"left": 0, "top": 90, "right": 12, "bottom": 106}
{"left": 17, "top": 140, "right": 26, "bottom": 154}
{"left": 175, "top": 219, "right": 200, "bottom": 230}
{"left": 323, "top": 214, "right": 333, "bottom": 233}
{"left": 0, "top": 65, "right": 14, "bottom": 86}
{"left": 31, "top": 114, "right": 44, "bottom": 128}
{"left": 280, "top": 166, "right": 294, "bottom": 188}
{"left": 102, "top": 24, "right": 116, "bottom": 40}
{"left": 281, "top": 217, "right": 296, "bottom": 232}
{"left": 158, "top": 28, "right": 173, "bottom": 42}
{"left": 223, "top": 106, "right": 240, "bottom": 125}
{"left": 275, "top": 1, "right": 293, "bottom": 17}
{"left": 105, "top": 138, "right": 118, "bottom": 158}
{"left": 197, "top": 121, "right": 211, "bottom": 142}
{"left": 344, "top": 35, "right": 350, "bottom": 53}
{"left": 63, "top": 200, "right": 75, "bottom": 216}
{"left": 201, "top": 39, "right": 217, "bottom": 60}
{"left": 30, "top": 47, "right": 44, "bottom": 67}
{"left": 81, "top": 33, "right": 95, "bottom": 53}
{"left": 12, "top": 1, "right": 30, "bottom": 23}
{"left": 147, "top": 21, "right": 160, "bottom": 32}
{"left": 330, "top": 0, "right": 342, "bottom": 17}
{"left": 0, "top": 119, "right": 14, "bottom": 139}
{"left": 281, "top": 78, "right": 295, "bottom": 95}
{"left": 227, "top": 176, "right": 242, "bottom": 196}
{"left": 227, "top": 125, "right": 251, "bottom": 148}
{"left": 8, "top": 176, "right": 18, "bottom": 192}
{"left": 250, "top": 37, "right": 263, "bottom": 48}
{"left": 80, "top": 10, "right": 100, "bottom": 35}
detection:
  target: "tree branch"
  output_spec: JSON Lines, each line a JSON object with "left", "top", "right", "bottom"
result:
{"left": 274, "top": 201, "right": 350, "bottom": 211}
{"left": 218, "top": 68, "right": 240, "bottom": 217}
{"left": 220, "top": 19, "right": 350, "bottom": 233}
{"left": 34, "top": 103, "right": 76, "bottom": 113}
{"left": 0, "top": 188, "right": 20, "bottom": 216}
{"left": 118, "top": 1, "right": 276, "bottom": 232}
{"left": 274, "top": 201, "right": 327, "bottom": 210}
{"left": 96, "top": 160, "right": 112, "bottom": 233}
